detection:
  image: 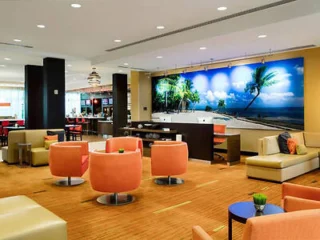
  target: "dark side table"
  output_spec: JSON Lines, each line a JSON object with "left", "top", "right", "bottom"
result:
{"left": 17, "top": 143, "right": 32, "bottom": 167}
{"left": 228, "top": 201, "right": 284, "bottom": 240}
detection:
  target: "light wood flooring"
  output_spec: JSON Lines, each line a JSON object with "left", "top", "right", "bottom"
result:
{"left": 0, "top": 137, "right": 319, "bottom": 239}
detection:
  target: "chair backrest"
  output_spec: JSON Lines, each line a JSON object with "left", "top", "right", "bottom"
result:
{"left": 105, "top": 137, "right": 143, "bottom": 158}
{"left": 151, "top": 141, "right": 188, "bottom": 176}
{"left": 2, "top": 121, "right": 9, "bottom": 127}
{"left": 192, "top": 226, "right": 212, "bottom": 240}
{"left": 17, "top": 120, "right": 24, "bottom": 126}
{"left": 242, "top": 209, "right": 320, "bottom": 240}
{"left": 89, "top": 150, "right": 142, "bottom": 193}
{"left": 213, "top": 124, "right": 226, "bottom": 144}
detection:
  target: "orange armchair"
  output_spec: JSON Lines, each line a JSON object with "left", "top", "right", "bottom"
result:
{"left": 49, "top": 141, "right": 89, "bottom": 186}
{"left": 193, "top": 209, "right": 320, "bottom": 239}
{"left": 151, "top": 141, "right": 188, "bottom": 185}
{"left": 105, "top": 137, "right": 143, "bottom": 158}
{"left": 213, "top": 124, "right": 226, "bottom": 161}
{"left": 89, "top": 150, "right": 142, "bottom": 206}
{"left": 282, "top": 182, "right": 320, "bottom": 212}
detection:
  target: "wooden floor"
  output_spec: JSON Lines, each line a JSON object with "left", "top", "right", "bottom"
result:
{"left": 1, "top": 138, "right": 320, "bottom": 239}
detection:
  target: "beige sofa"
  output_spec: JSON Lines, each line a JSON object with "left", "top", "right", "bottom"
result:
{"left": 2, "top": 129, "right": 64, "bottom": 166}
{"left": 0, "top": 195, "right": 67, "bottom": 240}
{"left": 246, "top": 132, "right": 320, "bottom": 182}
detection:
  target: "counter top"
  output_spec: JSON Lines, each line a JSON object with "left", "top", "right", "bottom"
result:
{"left": 98, "top": 121, "right": 113, "bottom": 123}
{"left": 0, "top": 119, "right": 24, "bottom": 121}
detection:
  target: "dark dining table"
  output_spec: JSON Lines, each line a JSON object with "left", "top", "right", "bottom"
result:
{"left": 65, "top": 124, "right": 80, "bottom": 141}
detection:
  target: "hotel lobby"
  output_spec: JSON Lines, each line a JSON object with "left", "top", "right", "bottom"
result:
{"left": 1, "top": 0, "right": 320, "bottom": 239}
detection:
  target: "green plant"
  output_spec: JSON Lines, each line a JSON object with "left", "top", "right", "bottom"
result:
{"left": 118, "top": 148, "right": 124, "bottom": 153}
{"left": 253, "top": 193, "right": 267, "bottom": 205}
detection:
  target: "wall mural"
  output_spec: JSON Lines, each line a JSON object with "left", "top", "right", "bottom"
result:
{"left": 152, "top": 57, "right": 304, "bottom": 130}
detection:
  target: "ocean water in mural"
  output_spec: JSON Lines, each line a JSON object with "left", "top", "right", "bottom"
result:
{"left": 152, "top": 57, "right": 304, "bottom": 130}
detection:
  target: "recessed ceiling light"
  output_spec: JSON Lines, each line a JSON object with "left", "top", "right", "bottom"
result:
{"left": 199, "top": 47, "right": 207, "bottom": 50}
{"left": 124, "top": 63, "right": 129, "bottom": 66}
{"left": 65, "top": 71, "right": 68, "bottom": 73}
{"left": 71, "top": 3, "right": 81, "bottom": 8}
{"left": 156, "top": 56, "right": 163, "bottom": 59}
{"left": 258, "top": 34, "right": 267, "bottom": 38}
{"left": 0, "top": 65, "right": 5, "bottom": 67}
{"left": 217, "top": 6, "right": 227, "bottom": 11}
{"left": 37, "top": 24, "right": 46, "bottom": 28}
{"left": 13, "top": 39, "right": 22, "bottom": 42}
{"left": 156, "top": 26, "right": 165, "bottom": 30}
{"left": 114, "top": 39, "right": 122, "bottom": 43}
{"left": 119, "top": 70, "right": 123, "bottom": 73}
{"left": 67, "top": 64, "right": 72, "bottom": 67}
{"left": 4, "top": 58, "right": 11, "bottom": 61}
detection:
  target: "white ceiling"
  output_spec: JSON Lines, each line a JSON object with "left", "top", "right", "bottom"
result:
{"left": 0, "top": 0, "right": 319, "bottom": 89}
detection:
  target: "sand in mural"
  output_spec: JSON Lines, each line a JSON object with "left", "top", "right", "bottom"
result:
{"left": 152, "top": 57, "right": 304, "bottom": 130}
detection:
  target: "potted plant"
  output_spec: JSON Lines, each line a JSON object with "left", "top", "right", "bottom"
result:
{"left": 118, "top": 148, "right": 124, "bottom": 153}
{"left": 253, "top": 193, "right": 267, "bottom": 212}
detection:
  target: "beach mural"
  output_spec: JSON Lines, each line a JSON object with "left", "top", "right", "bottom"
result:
{"left": 152, "top": 57, "right": 304, "bottom": 130}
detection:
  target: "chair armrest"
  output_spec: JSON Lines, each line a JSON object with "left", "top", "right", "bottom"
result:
{"left": 284, "top": 196, "right": 320, "bottom": 212}
{"left": 282, "top": 183, "right": 320, "bottom": 201}
{"left": 192, "top": 226, "right": 212, "bottom": 240}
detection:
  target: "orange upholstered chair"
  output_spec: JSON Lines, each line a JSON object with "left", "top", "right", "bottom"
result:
{"left": 89, "top": 150, "right": 142, "bottom": 205}
{"left": 151, "top": 141, "right": 188, "bottom": 185}
{"left": 282, "top": 183, "right": 320, "bottom": 212}
{"left": 49, "top": 141, "right": 89, "bottom": 186}
{"left": 105, "top": 136, "right": 143, "bottom": 158}
{"left": 213, "top": 124, "right": 226, "bottom": 160}
{"left": 193, "top": 209, "right": 320, "bottom": 239}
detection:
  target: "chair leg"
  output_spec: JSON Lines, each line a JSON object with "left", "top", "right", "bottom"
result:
{"left": 214, "top": 153, "right": 225, "bottom": 161}
{"left": 154, "top": 176, "right": 184, "bottom": 185}
{"left": 55, "top": 176, "right": 85, "bottom": 186}
{"left": 96, "top": 193, "right": 135, "bottom": 206}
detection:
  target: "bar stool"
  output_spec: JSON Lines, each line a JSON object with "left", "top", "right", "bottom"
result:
{"left": 81, "top": 118, "right": 89, "bottom": 135}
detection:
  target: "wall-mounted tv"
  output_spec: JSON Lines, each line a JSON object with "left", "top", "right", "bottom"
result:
{"left": 108, "top": 98, "right": 113, "bottom": 105}
{"left": 85, "top": 99, "right": 91, "bottom": 105}
{"left": 81, "top": 100, "right": 85, "bottom": 106}
{"left": 102, "top": 98, "right": 108, "bottom": 105}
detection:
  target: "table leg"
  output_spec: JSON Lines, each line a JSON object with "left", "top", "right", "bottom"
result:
{"left": 228, "top": 211, "right": 232, "bottom": 240}
{"left": 18, "top": 147, "right": 22, "bottom": 167}
{"left": 227, "top": 134, "right": 240, "bottom": 165}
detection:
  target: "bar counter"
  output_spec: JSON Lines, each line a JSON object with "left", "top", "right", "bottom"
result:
{"left": 66, "top": 117, "right": 105, "bottom": 135}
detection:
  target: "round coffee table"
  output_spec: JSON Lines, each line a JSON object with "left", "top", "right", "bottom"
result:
{"left": 228, "top": 201, "right": 284, "bottom": 240}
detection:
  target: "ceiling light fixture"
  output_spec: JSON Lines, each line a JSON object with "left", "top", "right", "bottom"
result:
{"left": 67, "top": 64, "right": 72, "bottom": 67}
{"left": 199, "top": 47, "right": 207, "bottom": 50}
{"left": 4, "top": 58, "right": 11, "bottom": 61}
{"left": 71, "top": 3, "right": 81, "bottom": 8}
{"left": 119, "top": 70, "right": 123, "bottom": 73}
{"left": 114, "top": 39, "right": 122, "bottom": 43}
{"left": 124, "top": 63, "right": 129, "bottom": 66}
{"left": 217, "top": 6, "right": 227, "bottom": 11}
{"left": 65, "top": 71, "right": 68, "bottom": 73}
{"left": 0, "top": 65, "right": 5, "bottom": 67}
{"left": 13, "top": 39, "right": 22, "bottom": 42}
{"left": 156, "top": 56, "right": 163, "bottom": 59}
{"left": 87, "top": 67, "right": 101, "bottom": 87}
{"left": 156, "top": 26, "right": 165, "bottom": 30}
{"left": 258, "top": 34, "right": 267, "bottom": 38}
{"left": 37, "top": 24, "right": 46, "bottom": 28}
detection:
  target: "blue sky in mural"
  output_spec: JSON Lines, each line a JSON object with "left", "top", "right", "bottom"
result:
{"left": 180, "top": 57, "right": 304, "bottom": 110}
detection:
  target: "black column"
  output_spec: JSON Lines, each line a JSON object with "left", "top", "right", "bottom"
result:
{"left": 43, "top": 58, "right": 65, "bottom": 129}
{"left": 24, "top": 65, "right": 44, "bottom": 129}
{"left": 112, "top": 73, "right": 127, "bottom": 136}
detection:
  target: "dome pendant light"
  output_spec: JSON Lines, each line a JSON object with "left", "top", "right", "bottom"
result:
{"left": 87, "top": 67, "right": 101, "bottom": 87}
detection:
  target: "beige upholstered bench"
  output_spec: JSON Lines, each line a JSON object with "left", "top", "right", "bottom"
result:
{"left": 0, "top": 195, "right": 67, "bottom": 240}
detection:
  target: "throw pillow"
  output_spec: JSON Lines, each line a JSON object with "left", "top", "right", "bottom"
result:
{"left": 47, "top": 130, "right": 65, "bottom": 142}
{"left": 278, "top": 132, "right": 291, "bottom": 154}
{"left": 287, "top": 138, "right": 298, "bottom": 155}
{"left": 44, "top": 140, "right": 58, "bottom": 150}
{"left": 296, "top": 144, "right": 308, "bottom": 155}
{"left": 44, "top": 135, "right": 58, "bottom": 141}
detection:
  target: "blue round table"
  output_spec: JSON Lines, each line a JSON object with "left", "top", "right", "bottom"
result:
{"left": 228, "top": 201, "right": 284, "bottom": 240}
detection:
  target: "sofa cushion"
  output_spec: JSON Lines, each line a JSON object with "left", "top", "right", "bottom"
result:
{"left": 246, "top": 151, "right": 318, "bottom": 169}
{"left": 47, "top": 130, "right": 65, "bottom": 142}
{"left": 297, "top": 144, "right": 308, "bottom": 155}
{"left": 44, "top": 140, "right": 58, "bottom": 150}
{"left": 278, "top": 132, "right": 291, "bottom": 154}
{"left": 25, "top": 130, "right": 47, "bottom": 148}
{"left": 287, "top": 138, "right": 297, "bottom": 155}
{"left": 290, "top": 132, "right": 305, "bottom": 145}
{"left": 31, "top": 147, "right": 49, "bottom": 166}
{"left": 304, "top": 132, "right": 320, "bottom": 148}
{"left": 263, "top": 136, "right": 280, "bottom": 155}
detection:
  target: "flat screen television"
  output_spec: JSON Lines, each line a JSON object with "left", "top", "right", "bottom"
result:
{"left": 108, "top": 98, "right": 113, "bottom": 105}
{"left": 102, "top": 98, "right": 108, "bottom": 105}
{"left": 81, "top": 100, "right": 85, "bottom": 106}
{"left": 85, "top": 99, "right": 91, "bottom": 105}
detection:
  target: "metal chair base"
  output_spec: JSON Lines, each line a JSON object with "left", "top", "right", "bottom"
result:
{"left": 97, "top": 193, "right": 135, "bottom": 206}
{"left": 154, "top": 176, "right": 184, "bottom": 185}
{"left": 55, "top": 177, "right": 85, "bottom": 186}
